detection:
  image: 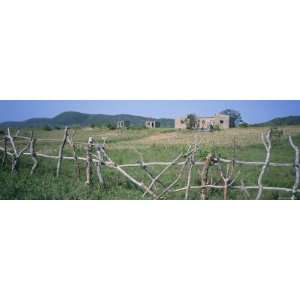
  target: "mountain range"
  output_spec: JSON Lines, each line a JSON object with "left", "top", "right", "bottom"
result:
{"left": 1, "top": 111, "right": 300, "bottom": 129}
{"left": 0, "top": 111, "right": 174, "bottom": 128}
{"left": 253, "top": 116, "right": 300, "bottom": 127}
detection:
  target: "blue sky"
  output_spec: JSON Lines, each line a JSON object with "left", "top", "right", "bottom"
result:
{"left": 0, "top": 100, "right": 299, "bottom": 124}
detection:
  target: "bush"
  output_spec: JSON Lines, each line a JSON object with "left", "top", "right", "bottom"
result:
{"left": 0, "top": 129, "right": 5, "bottom": 135}
{"left": 90, "top": 123, "right": 95, "bottom": 128}
{"left": 128, "top": 126, "right": 144, "bottom": 130}
{"left": 72, "top": 124, "right": 81, "bottom": 129}
{"left": 239, "top": 122, "right": 249, "bottom": 128}
{"left": 107, "top": 123, "right": 117, "bottom": 130}
{"left": 271, "top": 127, "right": 283, "bottom": 137}
{"left": 43, "top": 125, "right": 52, "bottom": 131}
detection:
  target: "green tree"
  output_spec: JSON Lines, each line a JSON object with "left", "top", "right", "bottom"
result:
{"left": 239, "top": 122, "right": 249, "bottom": 128}
{"left": 186, "top": 114, "right": 197, "bottom": 129}
{"left": 219, "top": 109, "right": 243, "bottom": 127}
{"left": 107, "top": 123, "right": 116, "bottom": 130}
{"left": 43, "top": 124, "right": 52, "bottom": 131}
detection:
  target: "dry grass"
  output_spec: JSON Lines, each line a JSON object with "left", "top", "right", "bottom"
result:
{"left": 119, "top": 126, "right": 300, "bottom": 148}
{"left": 2, "top": 126, "right": 300, "bottom": 152}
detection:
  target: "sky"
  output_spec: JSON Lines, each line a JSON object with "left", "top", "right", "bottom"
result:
{"left": 0, "top": 100, "right": 300, "bottom": 124}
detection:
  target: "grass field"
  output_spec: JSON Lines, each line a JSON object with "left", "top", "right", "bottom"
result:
{"left": 0, "top": 126, "right": 300, "bottom": 200}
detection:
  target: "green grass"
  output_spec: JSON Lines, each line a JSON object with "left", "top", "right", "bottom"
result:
{"left": 0, "top": 128, "right": 299, "bottom": 200}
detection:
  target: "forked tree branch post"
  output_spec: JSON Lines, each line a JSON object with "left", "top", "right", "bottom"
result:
{"left": 95, "top": 143, "right": 105, "bottom": 188}
{"left": 217, "top": 161, "right": 240, "bottom": 200}
{"left": 289, "top": 136, "right": 300, "bottom": 200}
{"left": 6, "top": 128, "right": 30, "bottom": 174}
{"left": 256, "top": 130, "right": 272, "bottom": 200}
{"left": 85, "top": 137, "right": 94, "bottom": 185}
{"left": 1, "top": 136, "right": 8, "bottom": 169}
{"left": 67, "top": 129, "right": 80, "bottom": 179}
{"left": 29, "top": 132, "right": 38, "bottom": 175}
{"left": 200, "top": 154, "right": 218, "bottom": 200}
{"left": 56, "top": 127, "right": 69, "bottom": 177}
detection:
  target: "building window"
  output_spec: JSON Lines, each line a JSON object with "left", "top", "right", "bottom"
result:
{"left": 220, "top": 120, "right": 224, "bottom": 124}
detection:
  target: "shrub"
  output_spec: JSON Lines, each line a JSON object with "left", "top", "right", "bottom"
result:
{"left": 239, "top": 122, "right": 249, "bottom": 128}
{"left": 72, "top": 124, "right": 81, "bottom": 129}
{"left": 107, "top": 123, "right": 117, "bottom": 130}
{"left": 43, "top": 125, "right": 52, "bottom": 131}
{"left": 271, "top": 127, "right": 283, "bottom": 137}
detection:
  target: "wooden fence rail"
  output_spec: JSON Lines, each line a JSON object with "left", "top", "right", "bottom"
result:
{"left": 0, "top": 127, "right": 299, "bottom": 200}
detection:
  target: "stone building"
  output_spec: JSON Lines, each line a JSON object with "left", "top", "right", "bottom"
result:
{"left": 145, "top": 120, "right": 160, "bottom": 128}
{"left": 117, "top": 120, "right": 130, "bottom": 129}
{"left": 175, "top": 114, "right": 230, "bottom": 130}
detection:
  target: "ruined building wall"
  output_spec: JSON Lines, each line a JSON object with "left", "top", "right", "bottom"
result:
{"left": 175, "top": 114, "right": 230, "bottom": 129}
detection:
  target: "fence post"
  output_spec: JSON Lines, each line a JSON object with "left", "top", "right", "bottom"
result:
{"left": 95, "top": 144, "right": 105, "bottom": 187}
{"left": 256, "top": 130, "right": 272, "bottom": 200}
{"left": 30, "top": 133, "right": 38, "bottom": 175}
{"left": 289, "top": 136, "right": 299, "bottom": 200}
{"left": 6, "top": 128, "right": 31, "bottom": 174}
{"left": 67, "top": 129, "right": 80, "bottom": 179}
{"left": 185, "top": 147, "right": 196, "bottom": 200}
{"left": 56, "top": 127, "right": 69, "bottom": 177}
{"left": 85, "top": 137, "right": 94, "bottom": 185}
{"left": 1, "top": 136, "right": 8, "bottom": 169}
{"left": 200, "top": 154, "right": 215, "bottom": 200}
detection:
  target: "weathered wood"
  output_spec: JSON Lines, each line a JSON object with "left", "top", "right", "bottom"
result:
{"left": 172, "top": 185, "right": 300, "bottom": 194}
{"left": 217, "top": 161, "right": 239, "bottom": 200}
{"left": 200, "top": 154, "right": 217, "bottom": 200}
{"left": 29, "top": 135, "right": 38, "bottom": 175}
{"left": 256, "top": 130, "right": 272, "bottom": 200}
{"left": 95, "top": 144, "right": 105, "bottom": 187}
{"left": 100, "top": 147, "right": 158, "bottom": 198}
{"left": 67, "top": 129, "right": 80, "bottom": 179}
{"left": 1, "top": 137, "right": 8, "bottom": 169}
{"left": 133, "top": 147, "right": 165, "bottom": 191}
{"left": 143, "top": 146, "right": 195, "bottom": 198}
{"left": 219, "top": 158, "right": 291, "bottom": 167}
{"left": 1, "top": 128, "right": 299, "bottom": 200}
{"left": 138, "top": 160, "right": 166, "bottom": 190}
{"left": 185, "top": 151, "right": 195, "bottom": 200}
{"left": 240, "top": 179, "right": 250, "bottom": 199}
{"left": 6, "top": 128, "right": 30, "bottom": 174}
{"left": 7, "top": 128, "right": 18, "bottom": 156}
{"left": 218, "top": 163, "right": 229, "bottom": 200}
{"left": 289, "top": 136, "right": 300, "bottom": 200}
{"left": 56, "top": 127, "right": 69, "bottom": 177}
{"left": 157, "top": 161, "right": 189, "bottom": 199}
{"left": 144, "top": 153, "right": 184, "bottom": 197}
{"left": 85, "top": 137, "right": 94, "bottom": 185}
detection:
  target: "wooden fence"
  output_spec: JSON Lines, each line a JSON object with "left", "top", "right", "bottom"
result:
{"left": 0, "top": 127, "right": 299, "bottom": 200}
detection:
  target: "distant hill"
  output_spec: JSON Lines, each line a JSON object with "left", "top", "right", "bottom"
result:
{"left": 0, "top": 111, "right": 174, "bottom": 128}
{"left": 253, "top": 115, "right": 300, "bottom": 127}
